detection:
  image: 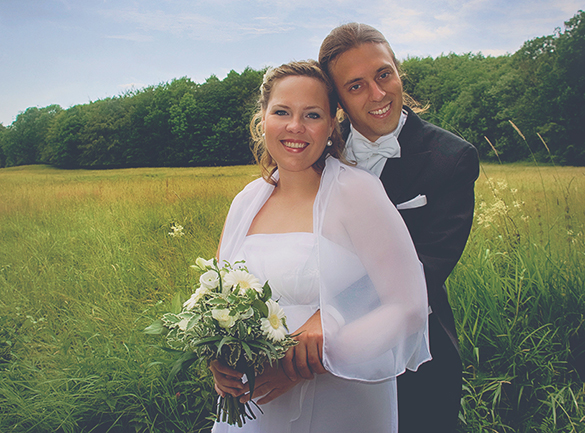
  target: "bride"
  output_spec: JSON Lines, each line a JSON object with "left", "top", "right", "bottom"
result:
{"left": 210, "top": 60, "right": 430, "bottom": 433}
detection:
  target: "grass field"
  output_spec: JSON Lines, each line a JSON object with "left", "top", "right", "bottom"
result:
{"left": 1, "top": 162, "right": 584, "bottom": 432}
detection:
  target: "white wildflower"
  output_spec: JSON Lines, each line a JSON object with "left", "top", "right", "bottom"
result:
{"left": 260, "top": 300, "right": 287, "bottom": 342}
{"left": 168, "top": 224, "right": 185, "bottom": 237}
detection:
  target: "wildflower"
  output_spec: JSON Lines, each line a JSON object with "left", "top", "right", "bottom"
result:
{"left": 224, "top": 270, "right": 263, "bottom": 295}
{"left": 168, "top": 224, "right": 185, "bottom": 237}
{"left": 261, "top": 300, "right": 287, "bottom": 341}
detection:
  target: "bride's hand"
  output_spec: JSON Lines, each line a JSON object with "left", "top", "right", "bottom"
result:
{"left": 239, "top": 363, "right": 301, "bottom": 405}
{"left": 209, "top": 359, "right": 245, "bottom": 398}
{"left": 282, "top": 310, "right": 328, "bottom": 381}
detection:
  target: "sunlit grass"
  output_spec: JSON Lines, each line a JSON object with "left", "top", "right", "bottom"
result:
{"left": 0, "top": 162, "right": 583, "bottom": 432}
{"left": 0, "top": 164, "right": 258, "bottom": 433}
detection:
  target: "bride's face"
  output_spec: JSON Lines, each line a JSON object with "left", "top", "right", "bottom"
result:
{"left": 262, "top": 75, "right": 334, "bottom": 176}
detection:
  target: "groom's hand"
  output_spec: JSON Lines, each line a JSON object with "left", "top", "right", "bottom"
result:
{"left": 283, "top": 309, "right": 328, "bottom": 381}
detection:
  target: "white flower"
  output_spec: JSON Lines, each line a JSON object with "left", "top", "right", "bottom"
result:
{"left": 192, "top": 257, "right": 214, "bottom": 271}
{"left": 168, "top": 224, "right": 185, "bottom": 237}
{"left": 200, "top": 270, "right": 220, "bottom": 290}
{"left": 183, "top": 286, "right": 211, "bottom": 310}
{"left": 212, "top": 309, "right": 238, "bottom": 329}
{"left": 260, "top": 300, "right": 287, "bottom": 341}
{"left": 224, "top": 270, "right": 262, "bottom": 295}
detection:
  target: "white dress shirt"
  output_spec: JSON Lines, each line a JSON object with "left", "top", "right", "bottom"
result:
{"left": 345, "top": 109, "right": 408, "bottom": 177}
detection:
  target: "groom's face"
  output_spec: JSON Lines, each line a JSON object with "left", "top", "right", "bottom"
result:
{"left": 329, "top": 42, "right": 403, "bottom": 142}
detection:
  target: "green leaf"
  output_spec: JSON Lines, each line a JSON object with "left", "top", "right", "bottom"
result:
{"left": 252, "top": 299, "right": 268, "bottom": 317}
{"left": 217, "top": 335, "right": 239, "bottom": 356}
{"left": 155, "top": 345, "right": 185, "bottom": 354}
{"left": 235, "top": 303, "right": 251, "bottom": 313}
{"left": 168, "top": 351, "right": 199, "bottom": 382}
{"left": 260, "top": 281, "right": 272, "bottom": 302}
{"left": 171, "top": 292, "right": 183, "bottom": 313}
{"left": 161, "top": 313, "right": 181, "bottom": 324}
{"left": 191, "top": 335, "right": 223, "bottom": 346}
{"left": 143, "top": 320, "right": 165, "bottom": 334}
{"left": 209, "top": 298, "right": 228, "bottom": 305}
{"left": 185, "top": 314, "right": 201, "bottom": 330}
{"left": 248, "top": 339, "right": 278, "bottom": 356}
{"left": 241, "top": 341, "right": 253, "bottom": 361}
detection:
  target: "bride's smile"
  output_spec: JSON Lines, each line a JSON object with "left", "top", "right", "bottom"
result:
{"left": 261, "top": 75, "right": 334, "bottom": 176}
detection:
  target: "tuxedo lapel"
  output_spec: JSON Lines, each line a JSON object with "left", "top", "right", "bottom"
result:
{"left": 379, "top": 107, "right": 431, "bottom": 204}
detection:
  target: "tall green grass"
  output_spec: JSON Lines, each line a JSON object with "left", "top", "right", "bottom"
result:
{"left": 449, "top": 164, "right": 585, "bottom": 432}
{"left": 1, "top": 163, "right": 584, "bottom": 432}
{"left": 0, "top": 165, "right": 257, "bottom": 432}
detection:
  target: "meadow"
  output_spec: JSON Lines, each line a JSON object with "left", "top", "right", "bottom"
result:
{"left": 0, "top": 162, "right": 584, "bottom": 432}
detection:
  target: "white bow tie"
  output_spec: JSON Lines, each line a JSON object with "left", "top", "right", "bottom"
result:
{"left": 347, "top": 110, "right": 408, "bottom": 177}
{"left": 351, "top": 134, "right": 401, "bottom": 161}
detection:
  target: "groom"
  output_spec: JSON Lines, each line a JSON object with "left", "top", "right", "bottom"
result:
{"left": 319, "top": 23, "right": 479, "bottom": 432}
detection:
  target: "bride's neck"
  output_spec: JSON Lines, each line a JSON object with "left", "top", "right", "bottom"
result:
{"left": 274, "top": 168, "right": 321, "bottom": 199}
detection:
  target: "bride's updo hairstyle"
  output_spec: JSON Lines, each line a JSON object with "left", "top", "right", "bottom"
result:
{"left": 250, "top": 60, "right": 345, "bottom": 184}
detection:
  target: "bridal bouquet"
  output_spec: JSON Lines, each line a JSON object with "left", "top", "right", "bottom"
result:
{"left": 145, "top": 257, "right": 297, "bottom": 427}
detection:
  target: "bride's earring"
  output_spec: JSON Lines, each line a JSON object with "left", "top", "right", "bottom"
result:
{"left": 326, "top": 139, "right": 333, "bottom": 147}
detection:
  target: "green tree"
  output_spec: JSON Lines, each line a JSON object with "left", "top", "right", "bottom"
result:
{"left": 0, "top": 124, "right": 7, "bottom": 167}
{"left": 45, "top": 105, "right": 85, "bottom": 168}
{"left": 2, "top": 105, "right": 61, "bottom": 167}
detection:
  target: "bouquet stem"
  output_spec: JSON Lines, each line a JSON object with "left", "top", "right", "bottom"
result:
{"left": 216, "top": 394, "right": 261, "bottom": 426}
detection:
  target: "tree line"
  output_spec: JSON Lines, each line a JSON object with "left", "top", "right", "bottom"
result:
{"left": 0, "top": 10, "right": 583, "bottom": 169}
{"left": 402, "top": 10, "right": 584, "bottom": 165}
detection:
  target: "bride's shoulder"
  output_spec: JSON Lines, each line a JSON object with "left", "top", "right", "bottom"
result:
{"left": 330, "top": 159, "right": 383, "bottom": 191}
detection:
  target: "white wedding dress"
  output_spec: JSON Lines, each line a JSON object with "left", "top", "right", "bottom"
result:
{"left": 212, "top": 157, "right": 431, "bottom": 433}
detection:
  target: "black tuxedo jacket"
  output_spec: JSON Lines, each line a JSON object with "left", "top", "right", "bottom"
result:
{"left": 344, "top": 106, "right": 480, "bottom": 345}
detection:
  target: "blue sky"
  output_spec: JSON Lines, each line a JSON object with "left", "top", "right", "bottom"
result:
{"left": 0, "top": 0, "right": 581, "bottom": 126}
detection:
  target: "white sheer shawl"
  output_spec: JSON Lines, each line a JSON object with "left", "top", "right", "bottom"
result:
{"left": 219, "top": 157, "right": 430, "bottom": 382}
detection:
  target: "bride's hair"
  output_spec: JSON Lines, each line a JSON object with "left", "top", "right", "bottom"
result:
{"left": 250, "top": 60, "right": 346, "bottom": 185}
